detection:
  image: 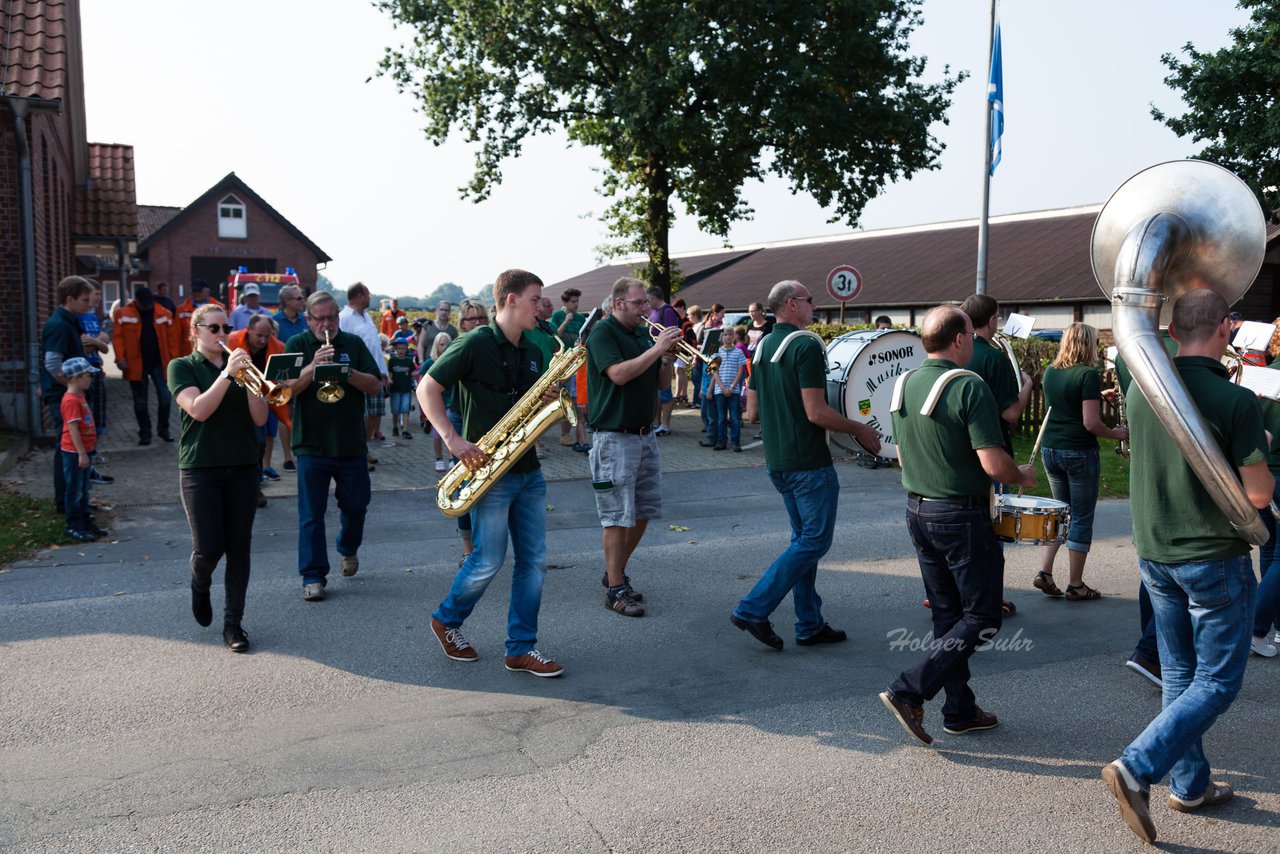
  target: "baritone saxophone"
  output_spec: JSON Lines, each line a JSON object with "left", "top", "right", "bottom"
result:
{"left": 436, "top": 335, "right": 586, "bottom": 517}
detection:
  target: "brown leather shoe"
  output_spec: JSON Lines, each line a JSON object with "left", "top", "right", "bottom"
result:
{"left": 943, "top": 707, "right": 999, "bottom": 735}
{"left": 1102, "top": 760, "right": 1155, "bottom": 844}
{"left": 879, "top": 690, "right": 932, "bottom": 745}
{"left": 1168, "top": 782, "right": 1233, "bottom": 813}
{"left": 430, "top": 617, "right": 478, "bottom": 662}
{"left": 503, "top": 649, "right": 564, "bottom": 677}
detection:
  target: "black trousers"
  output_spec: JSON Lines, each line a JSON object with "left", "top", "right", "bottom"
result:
{"left": 179, "top": 464, "right": 259, "bottom": 625}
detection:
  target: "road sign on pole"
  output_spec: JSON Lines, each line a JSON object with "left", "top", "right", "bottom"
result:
{"left": 826, "top": 265, "right": 862, "bottom": 324}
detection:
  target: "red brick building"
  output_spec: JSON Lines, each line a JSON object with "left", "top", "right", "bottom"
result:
{"left": 136, "top": 172, "right": 330, "bottom": 304}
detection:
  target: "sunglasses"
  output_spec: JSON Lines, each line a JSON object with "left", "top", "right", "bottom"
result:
{"left": 791, "top": 295, "right": 814, "bottom": 304}
{"left": 197, "top": 323, "right": 234, "bottom": 334}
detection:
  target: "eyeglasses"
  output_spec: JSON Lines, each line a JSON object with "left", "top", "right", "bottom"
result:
{"left": 197, "top": 323, "right": 234, "bottom": 334}
{"left": 619, "top": 298, "right": 647, "bottom": 307}
{"left": 308, "top": 313, "right": 337, "bottom": 323}
{"left": 462, "top": 315, "right": 482, "bottom": 323}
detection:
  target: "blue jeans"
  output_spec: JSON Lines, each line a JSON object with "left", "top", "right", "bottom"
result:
{"left": 890, "top": 496, "right": 1004, "bottom": 726}
{"left": 733, "top": 466, "right": 838, "bottom": 638}
{"left": 714, "top": 392, "right": 741, "bottom": 446}
{"left": 1040, "top": 447, "right": 1100, "bottom": 552}
{"left": 296, "top": 454, "right": 371, "bottom": 585}
{"left": 1133, "top": 579, "right": 1159, "bottom": 662}
{"left": 60, "top": 449, "right": 92, "bottom": 530}
{"left": 700, "top": 373, "right": 716, "bottom": 442}
{"left": 1253, "top": 476, "right": 1280, "bottom": 638}
{"left": 433, "top": 469, "right": 547, "bottom": 656}
{"left": 1121, "top": 555, "right": 1254, "bottom": 800}
{"left": 130, "top": 365, "right": 172, "bottom": 440}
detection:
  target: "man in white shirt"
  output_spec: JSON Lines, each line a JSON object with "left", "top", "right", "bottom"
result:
{"left": 339, "top": 282, "right": 390, "bottom": 468}
{"left": 229, "top": 283, "right": 271, "bottom": 330}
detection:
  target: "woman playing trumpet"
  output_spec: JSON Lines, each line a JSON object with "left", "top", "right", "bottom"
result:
{"left": 166, "top": 304, "right": 269, "bottom": 652}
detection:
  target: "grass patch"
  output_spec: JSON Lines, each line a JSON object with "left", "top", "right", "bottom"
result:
{"left": 1010, "top": 436, "right": 1130, "bottom": 500}
{"left": 0, "top": 487, "right": 75, "bottom": 569}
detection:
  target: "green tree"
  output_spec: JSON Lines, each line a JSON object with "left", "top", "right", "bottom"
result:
{"left": 423, "top": 282, "right": 468, "bottom": 308}
{"left": 315, "top": 273, "right": 333, "bottom": 293}
{"left": 377, "top": 0, "right": 962, "bottom": 297}
{"left": 1152, "top": 0, "right": 1280, "bottom": 221}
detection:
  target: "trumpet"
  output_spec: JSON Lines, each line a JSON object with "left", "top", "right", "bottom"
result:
{"left": 644, "top": 318, "right": 722, "bottom": 374}
{"left": 316, "top": 330, "right": 346, "bottom": 404}
{"left": 219, "top": 342, "right": 292, "bottom": 406}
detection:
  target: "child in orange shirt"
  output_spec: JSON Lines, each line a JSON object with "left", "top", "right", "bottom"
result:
{"left": 59, "top": 358, "right": 104, "bottom": 542}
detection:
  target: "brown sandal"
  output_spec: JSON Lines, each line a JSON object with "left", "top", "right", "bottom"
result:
{"left": 1034, "top": 571, "right": 1064, "bottom": 597}
{"left": 1065, "top": 583, "right": 1102, "bottom": 601}
{"left": 1001, "top": 600, "right": 1017, "bottom": 617}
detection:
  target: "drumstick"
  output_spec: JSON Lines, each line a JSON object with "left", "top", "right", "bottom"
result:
{"left": 1018, "top": 406, "right": 1052, "bottom": 498}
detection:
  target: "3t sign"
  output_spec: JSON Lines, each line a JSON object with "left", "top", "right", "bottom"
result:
{"left": 826, "top": 265, "right": 862, "bottom": 302}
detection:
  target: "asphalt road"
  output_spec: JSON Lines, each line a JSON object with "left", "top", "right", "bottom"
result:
{"left": 2, "top": 464, "right": 1278, "bottom": 852}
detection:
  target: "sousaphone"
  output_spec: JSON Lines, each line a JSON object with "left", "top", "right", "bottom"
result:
{"left": 1091, "top": 159, "right": 1268, "bottom": 545}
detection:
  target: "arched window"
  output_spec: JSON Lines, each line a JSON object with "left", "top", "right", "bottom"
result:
{"left": 217, "top": 194, "right": 247, "bottom": 239}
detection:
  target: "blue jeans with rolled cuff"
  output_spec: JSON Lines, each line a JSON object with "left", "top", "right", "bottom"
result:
{"left": 1040, "top": 446, "right": 1100, "bottom": 552}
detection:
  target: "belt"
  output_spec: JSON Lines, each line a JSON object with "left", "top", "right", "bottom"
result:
{"left": 908, "top": 492, "right": 985, "bottom": 509}
{"left": 593, "top": 426, "right": 653, "bottom": 436}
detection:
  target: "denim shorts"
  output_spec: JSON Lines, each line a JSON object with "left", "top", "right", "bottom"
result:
{"left": 1041, "top": 446, "right": 1101, "bottom": 552}
{"left": 389, "top": 391, "right": 413, "bottom": 415}
{"left": 588, "top": 430, "right": 661, "bottom": 527}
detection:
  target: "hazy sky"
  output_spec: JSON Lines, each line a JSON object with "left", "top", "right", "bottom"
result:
{"left": 81, "top": 1, "right": 1250, "bottom": 297}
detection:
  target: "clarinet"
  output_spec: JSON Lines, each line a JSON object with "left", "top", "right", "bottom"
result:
{"left": 1115, "top": 384, "right": 1129, "bottom": 458}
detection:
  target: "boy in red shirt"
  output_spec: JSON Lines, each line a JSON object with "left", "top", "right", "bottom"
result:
{"left": 59, "top": 357, "right": 106, "bottom": 542}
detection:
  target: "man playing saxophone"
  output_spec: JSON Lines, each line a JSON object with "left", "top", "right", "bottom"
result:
{"left": 418, "top": 269, "right": 565, "bottom": 678}
{"left": 586, "top": 277, "right": 683, "bottom": 618}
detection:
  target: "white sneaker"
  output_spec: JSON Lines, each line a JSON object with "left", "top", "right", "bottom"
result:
{"left": 1250, "top": 634, "right": 1278, "bottom": 658}
{"left": 1273, "top": 629, "right": 1280, "bottom": 646}
{"left": 434, "top": 458, "right": 448, "bottom": 473}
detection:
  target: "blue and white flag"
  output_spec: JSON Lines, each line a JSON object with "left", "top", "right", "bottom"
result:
{"left": 988, "top": 18, "right": 1004, "bottom": 175}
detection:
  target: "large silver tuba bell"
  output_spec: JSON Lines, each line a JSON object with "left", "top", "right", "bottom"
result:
{"left": 1091, "top": 159, "right": 1268, "bottom": 545}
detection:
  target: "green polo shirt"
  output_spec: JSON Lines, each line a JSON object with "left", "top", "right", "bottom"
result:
{"left": 1115, "top": 332, "right": 1178, "bottom": 394}
{"left": 968, "top": 335, "right": 1019, "bottom": 449}
{"left": 748, "top": 323, "right": 831, "bottom": 472}
{"left": 1128, "top": 356, "right": 1267, "bottom": 563}
{"left": 1041, "top": 364, "right": 1103, "bottom": 450}
{"left": 167, "top": 352, "right": 259, "bottom": 469}
{"left": 427, "top": 320, "right": 544, "bottom": 475}
{"left": 551, "top": 308, "right": 585, "bottom": 346}
{"left": 526, "top": 323, "right": 559, "bottom": 372}
{"left": 586, "top": 315, "right": 658, "bottom": 432}
{"left": 283, "top": 329, "right": 376, "bottom": 458}
{"left": 892, "top": 359, "right": 1005, "bottom": 498}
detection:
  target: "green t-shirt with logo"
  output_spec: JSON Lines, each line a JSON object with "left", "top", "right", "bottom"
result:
{"left": 892, "top": 359, "right": 1006, "bottom": 498}
{"left": 1128, "top": 356, "right": 1267, "bottom": 562}
{"left": 749, "top": 323, "right": 831, "bottom": 472}
{"left": 283, "top": 329, "right": 377, "bottom": 458}
{"left": 586, "top": 315, "right": 657, "bottom": 432}
{"left": 427, "top": 320, "right": 544, "bottom": 475}
{"left": 1041, "top": 364, "right": 1103, "bottom": 450}
{"left": 167, "top": 352, "right": 260, "bottom": 469}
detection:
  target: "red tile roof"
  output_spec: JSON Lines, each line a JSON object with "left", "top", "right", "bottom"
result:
{"left": 0, "top": 0, "right": 70, "bottom": 100}
{"left": 548, "top": 206, "right": 1109, "bottom": 312}
{"left": 138, "top": 205, "right": 181, "bottom": 242}
{"left": 73, "top": 143, "right": 138, "bottom": 239}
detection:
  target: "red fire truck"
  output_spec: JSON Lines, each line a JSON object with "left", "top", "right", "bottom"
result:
{"left": 224, "top": 267, "right": 300, "bottom": 313}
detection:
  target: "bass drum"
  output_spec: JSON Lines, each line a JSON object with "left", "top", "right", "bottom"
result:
{"left": 825, "top": 329, "right": 924, "bottom": 460}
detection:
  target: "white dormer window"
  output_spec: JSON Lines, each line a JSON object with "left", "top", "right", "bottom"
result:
{"left": 218, "top": 194, "right": 247, "bottom": 239}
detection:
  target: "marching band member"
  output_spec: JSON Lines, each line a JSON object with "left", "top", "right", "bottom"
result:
{"left": 585, "top": 277, "right": 683, "bottom": 618}
{"left": 167, "top": 304, "right": 268, "bottom": 653}
{"left": 419, "top": 270, "right": 564, "bottom": 677}
{"left": 282, "top": 292, "right": 382, "bottom": 602}
{"left": 880, "top": 306, "right": 1034, "bottom": 745}
{"left": 731, "top": 280, "right": 881, "bottom": 650}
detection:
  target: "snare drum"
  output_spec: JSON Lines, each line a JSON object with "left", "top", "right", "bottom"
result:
{"left": 992, "top": 495, "right": 1070, "bottom": 545}
{"left": 825, "top": 329, "right": 924, "bottom": 459}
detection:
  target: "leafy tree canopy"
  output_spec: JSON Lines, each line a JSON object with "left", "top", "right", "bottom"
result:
{"left": 1152, "top": 0, "right": 1280, "bottom": 221}
{"left": 377, "top": 0, "right": 962, "bottom": 295}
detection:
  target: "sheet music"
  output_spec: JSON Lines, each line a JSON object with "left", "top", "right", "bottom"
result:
{"left": 1234, "top": 321, "right": 1275, "bottom": 352}
{"left": 1002, "top": 313, "right": 1035, "bottom": 339}
{"left": 1238, "top": 364, "right": 1280, "bottom": 400}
